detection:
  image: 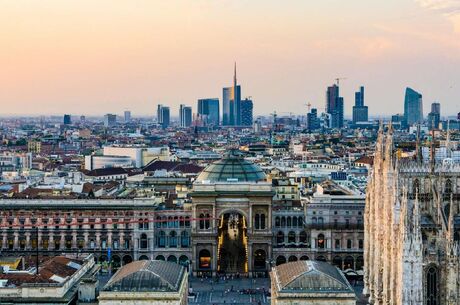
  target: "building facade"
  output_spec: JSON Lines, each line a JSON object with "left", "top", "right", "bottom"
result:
{"left": 223, "top": 64, "right": 241, "bottom": 126}
{"left": 326, "top": 84, "right": 344, "bottom": 129}
{"left": 197, "top": 98, "right": 220, "bottom": 126}
{"left": 364, "top": 126, "right": 460, "bottom": 305}
{"left": 241, "top": 98, "right": 254, "bottom": 127}
{"left": 179, "top": 104, "right": 192, "bottom": 128}
{"left": 352, "top": 86, "right": 368, "bottom": 123}
{"left": 404, "top": 87, "right": 423, "bottom": 127}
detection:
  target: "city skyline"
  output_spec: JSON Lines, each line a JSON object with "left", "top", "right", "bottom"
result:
{"left": 1, "top": 1, "right": 460, "bottom": 116}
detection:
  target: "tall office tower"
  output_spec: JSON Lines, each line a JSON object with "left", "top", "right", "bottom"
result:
{"left": 124, "top": 111, "right": 131, "bottom": 123}
{"left": 179, "top": 104, "right": 192, "bottom": 128}
{"left": 240, "top": 98, "right": 253, "bottom": 126}
{"left": 80, "top": 115, "right": 86, "bottom": 123}
{"left": 104, "top": 114, "right": 117, "bottom": 127}
{"left": 404, "top": 87, "right": 423, "bottom": 127}
{"left": 197, "top": 98, "right": 220, "bottom": 126}
{"left": 352, "top": 86, "right": 368, "bottom": 123}
{"left": 326, "top": 84, "right": 344, "bottom": 128}
{"left": 63, "top": 114, "right": 71, "bottom": 125}
{"left": 222, "top": 63, "right": 241, "bottom": 126}
{"left": 307, "top": 108, "right": 320, "bottom": 131}
{"left": 427, "top": 102, "right": 441, "bottom": 130}
{"left": 157, "top": 104, "right": 170, "bottom": 129}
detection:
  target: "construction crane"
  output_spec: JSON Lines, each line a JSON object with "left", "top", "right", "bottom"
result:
{"left": 335, "top": 77, "right": 347, "bottom": 86}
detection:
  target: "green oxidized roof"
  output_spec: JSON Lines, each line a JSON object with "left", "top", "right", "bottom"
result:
{"left": 196, "top": 150, "right": 266, "bottom": 183}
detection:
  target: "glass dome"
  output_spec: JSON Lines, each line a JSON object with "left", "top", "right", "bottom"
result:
{"left": 196, "top": 150, "right": 266, "bottom": 183}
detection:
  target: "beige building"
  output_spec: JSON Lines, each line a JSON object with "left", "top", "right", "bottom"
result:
{"left": 191, "top": 150, "right": 274, "bottom": 277}
{"left": 99, "top": 260, "right": 188, "bottom": 305}
{"left": 270, "top": 260, "right": 356, "bottom": 305}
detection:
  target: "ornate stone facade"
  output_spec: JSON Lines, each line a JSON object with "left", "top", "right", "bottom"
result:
{"left": 364, "top": 127, "right": 460, "bottom": 305}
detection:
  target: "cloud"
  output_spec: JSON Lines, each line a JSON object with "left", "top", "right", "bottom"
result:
{"left": 415, "top": 0, "right": 460, "bottom": 15}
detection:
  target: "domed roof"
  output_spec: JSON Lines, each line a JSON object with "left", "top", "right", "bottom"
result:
{"left": 196, "top": 150, "right": 266, "bottom": 183}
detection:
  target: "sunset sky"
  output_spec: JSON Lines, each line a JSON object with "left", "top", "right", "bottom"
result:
{"left": 1, "top": 0, "right": 459, "bottom": 117}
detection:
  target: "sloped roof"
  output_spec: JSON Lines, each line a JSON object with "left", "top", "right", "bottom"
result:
{"left": 103, "top": 260, "right": 185, "bottom": 293}
{"left": 273, "top": 261, "right": 354, "bottom": 293}
{"left": 143, "top": 160, "right": 203, "bottom": 174}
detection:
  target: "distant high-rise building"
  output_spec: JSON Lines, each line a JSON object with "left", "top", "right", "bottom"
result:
{"left": 307, "top": 108, "right": 320, "bottom": 131}
{"left": 326, "top": 84, "right": 344, "bottom": 128}
{"left": 179, "top": 104, "right": 192, "bottom": 128}
{"left": 157, "top": 104, "right": 170, "bottom": 129}
{"left": 223, "top": 63, "right": 241, "bottom": 126}
{"left": 197, "top": 98, "right": 220, "bottom": 126}
{"left": 124, "top": 111, "right": 131, "bottom": 123}
{"left": 63, "top": 114, "right": 71, "bottom": 125}
{"left": 404, "top": 87, "right": 423, "bottom": 127}
{"left": 427, "top": 102, "right": 441, "bottom": 130}
{"left": 80, "top": 115, "right": 86, "bottom": 123}
{"left": 104, "top": 114, "right": 117, "bottom": 127}
{"left": 352, "top": 86, "right": 368, "bottom": 123}
{"left": 241, "top": 98, "right": 253, "bottom": 126}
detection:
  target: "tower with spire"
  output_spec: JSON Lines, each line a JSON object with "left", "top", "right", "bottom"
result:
{"left": 222, "top": 62, "right": 242, "bottom": 126}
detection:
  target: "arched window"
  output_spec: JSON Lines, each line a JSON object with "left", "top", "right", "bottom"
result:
{"left": 347, "top": 239, "right": 353, "bottom": 249}
{"left": 281, "top": 217, "right": 286, "bottom": 227}
{"left": 138, "top": 218, "right": 144, "bottom": 230}
{"left": 169, "top": 231, "right": 177, "bottom": 247}
{"left": 174, "top": 216, "right": 179, "bottom": 228}
{"left": 168, "top": 216, "right": 174, "bottom": 228}
{"left": 158, "top": 231, "right": 166, "bottom": 248}
{"left": 275, "top": 217, "right": 280, "bottom": 227}
{"left": 413, "top": 179, "right": 420, "bottom": 195}
{"left": 333, "top": 256, "right": 343, "bottom": 269}
{"left": 277, "top": 231, "right": 284, "bottom": 244}
{"left": 254, "top": 249, "right": 266, "bottom": 270}
{"left": 426, "top": 266, "right": 439, "bottom": 305}
{"left": 140, "top": 233, "right": 148, "bottom": 249}
{"left": 299, "top": 231, "right": 307, "bottom": 243}
{"left": 356, "top": 256, "right": 364, "bottom": 270}
{"left": 167, "top": 255, "right": 177, "bottom": 263}
{"left": 161, "top": 216, "right": 167, "bottom": 228}
{"left": 185, "top": 216, "right": 191, "bottom": 227}
{"left": 156, "top": 255, "right": 165, "bottom": 261}
{"left": 255, "top": 214, "right": 260, "bottom": 229}
{"left": 144, "top": 218, "right": 149, "bottom": 230}
{"left": 344, "top": 256, "right": 354, "bottom": 270}
{"left": 298, "top": 216, "right": 303, "bottom": 227}
{"left": 293, "top": 217, "right": 298, "bottom": 227}
{"left": 288, "top": 231, "right": 296, "bottom": 243}
{"left": 199, "top": 214, "right": 205, "bottom": 230}
{"left": 156, "top": 216, "right": 161, "bottom": 228}
{"left": 179, "top": 217, "right": 185, "bottom": 228}
{"left": 318, "top": 217, "right": 324, "bottom": 229}
{"left": 445, "top": 179, "right": 453, "bottom": 196}
{"left": 205, "top": 214, "right": 210, "bottom": 229}
{"left": 317, "top": 234, "right": 325, "bottom": 249}
{"left": 181, "top": 231, "right": 189, "bottom": 247}
{"left": 287, "top": 217, "right": 292, "bottom": 227}
{"left": 260, "top": 214, "right": 266, "bottom": 229}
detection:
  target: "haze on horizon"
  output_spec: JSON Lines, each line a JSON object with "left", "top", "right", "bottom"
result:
{"left": 1, "top": 0, "right": 459, "bottom": 117}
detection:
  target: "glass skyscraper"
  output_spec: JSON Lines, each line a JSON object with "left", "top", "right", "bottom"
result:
{"left": 326, "top": 84, "right": 344, "bottom": 128}
{"left": 179, "top": 104, "right": 192, "bottom": 128}
{"left": 222, "top": 63, "right": 241, "bottom": 126}
{"left": 198, "top": 98, "right": 220, "bottom": 126}
{"left": 157, "top": 104, "right": 170, "bottom": 129}
{"left": 404, "top": 87, "right": 423, "bottom": 127}
{"left": 352, "top": 86, "right": 368, "bottom": 123}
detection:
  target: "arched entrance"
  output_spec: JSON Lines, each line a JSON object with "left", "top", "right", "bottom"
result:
{"left": 333, "top": 256, "right": 343, "bottom": 269}
{"left": 112, "top": 255, "right": 121, "bottom": 272}
{"left": 253, "top": 249, "right": 267, "bottom": 272}
{"left": 199, "top": 249, "right": 212, "bottom": 270}
{"left": 167, "top": 255, "right": 177, "bottom": 263}
{"left": 139, "top": 255, "right": 149, "bottom": 260}
{"left": 122, "top": 255, "right": 133, "bottom": 265}
{"left": 344, "top": 256, "right": 354, "bottom": 270}
{"left": 155, "top": 255, "right": 165, "bottom": 261}
{"left": 276, "top": 256, "right": 286, "bottom": 266}
{"left": 217, "top": 212, "right": 248, "bottom": 274}
{"left": 288, "top": 255, "right": 298, "bottom": 262}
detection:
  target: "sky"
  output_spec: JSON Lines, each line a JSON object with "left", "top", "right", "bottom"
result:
{"left": 0, "top": 0, "right": 459, "bottom": 117}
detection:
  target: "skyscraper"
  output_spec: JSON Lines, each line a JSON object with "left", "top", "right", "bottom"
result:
{"left": 307, "top": 108, "right": 320, "bottom": 131}
{"left": 352, "top": 86, "right": 368, "bottom": 123}
{"left": 427, "top": 102, "right": 440, "bottom": 130}
{"left": 222, "top": 63, "right": 241, "bottom": 126}
{"left": 124, "top": 110, "right": 131, "bottom": 123}
{"left": 104, "top": 114, "right": 117, "bottom": 127}
{"left": 179, "top": 104, "right": 192, "bottom": 128}
{"left": 197, "top": 98, "right": 220, "bottom": 126}
{"left": 63, "top": 114, "right": 71, "bottom": 125}
{"left": 404, "top": 87, "right": 423, "bottom": 127}
{"left": 240, "top": 98, "right": 253, "bottom": 126}
{"left": 326, "top": 84, "right": 344, "bottom": 128}
{"left": 157, "top": 104, "right": 170, "bottom": 129}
